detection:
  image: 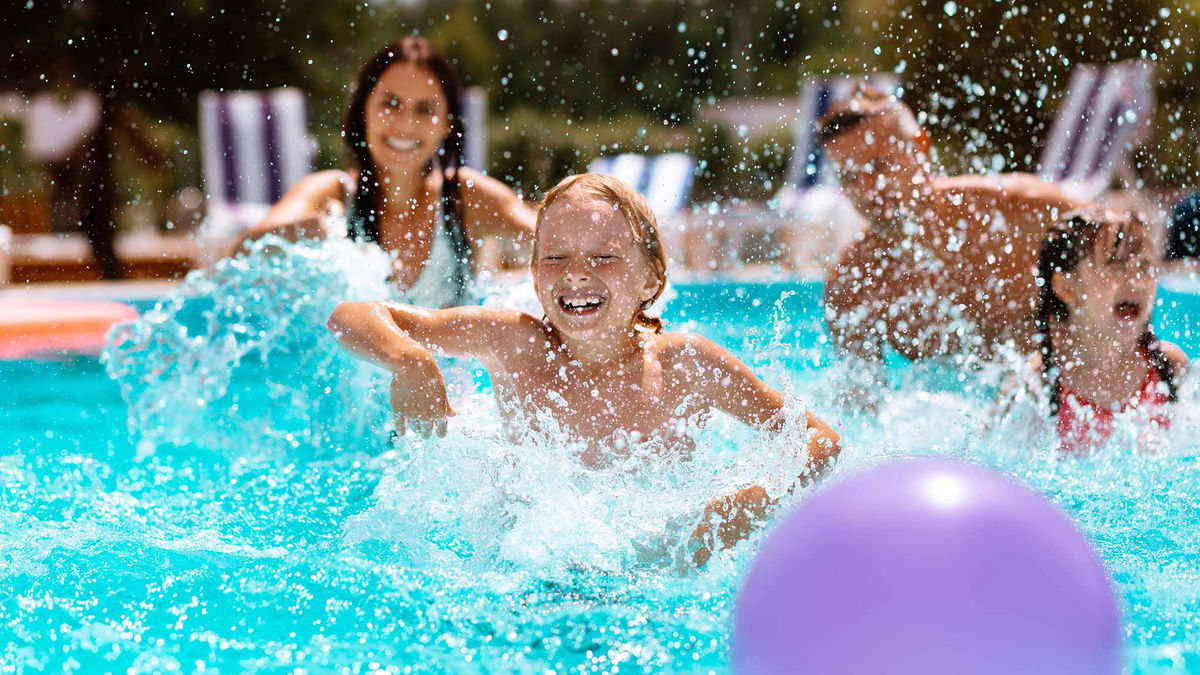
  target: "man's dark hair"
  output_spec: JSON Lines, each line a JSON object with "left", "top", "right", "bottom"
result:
{"left": 817, "top": 110, "right": 872, "bottom": 144}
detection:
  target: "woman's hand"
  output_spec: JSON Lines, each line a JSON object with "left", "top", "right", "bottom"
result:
{"left": 390, "top": 363, "right": 455, "bottom": 438}
{"left": 229, "top": 215, "right": 327, "bottom": 256}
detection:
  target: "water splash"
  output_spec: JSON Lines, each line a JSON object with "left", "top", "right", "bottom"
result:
{"left": 6, "top": 234, "right": 1194, "bottom": 672}
{"left": 102, "top": 235, "right": 396, "bottom": 458}
{"left": 345, "top": 391, "right": 814, "bottom": 576}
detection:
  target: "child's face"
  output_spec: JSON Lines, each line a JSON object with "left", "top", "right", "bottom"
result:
{"left": 533, "top": 193, "right": 661, "bottom": 341}
{"left": 1055, "top": 226, "right": 1158, "bottom": 340}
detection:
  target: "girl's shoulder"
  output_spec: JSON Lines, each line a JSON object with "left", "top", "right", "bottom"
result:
{"left": 1159, "top": 340, "right": 1190, "bottom": 378}
{"left": 473, "top": 306, "right": 546, "bottom": 338}
{"left": 498, "top": 310, "right": 560, "bottom": 358}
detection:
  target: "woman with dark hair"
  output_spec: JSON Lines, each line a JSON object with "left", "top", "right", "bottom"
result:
{"left": 240, "top": 37, "right": 534, "bottom": 307}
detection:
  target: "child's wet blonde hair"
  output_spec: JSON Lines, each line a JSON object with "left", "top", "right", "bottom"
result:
{"left": 534, "top": 173, "right": 667, "bottom": 333}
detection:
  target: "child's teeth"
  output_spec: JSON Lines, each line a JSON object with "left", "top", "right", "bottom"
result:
{"left": 563, "top": 295, "right": 602, "bottom": 308}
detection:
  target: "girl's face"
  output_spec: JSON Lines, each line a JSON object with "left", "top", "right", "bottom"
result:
{"left": 1053, "top": 224, "right": 1158, "bottom": 341}
{"left": 533, "top": 193, "right": 662, "bottom": 342}
{"left": 364, "top": 62, "right": 450, "bottom": 173}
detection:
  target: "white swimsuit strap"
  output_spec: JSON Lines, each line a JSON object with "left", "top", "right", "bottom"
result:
{"left": 398, "top": 200, "right": 463, "bottom": 308}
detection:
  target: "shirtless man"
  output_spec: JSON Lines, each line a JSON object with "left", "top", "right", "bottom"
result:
{"left": 819, "top": 88, "right": 1084, "bottom": 366}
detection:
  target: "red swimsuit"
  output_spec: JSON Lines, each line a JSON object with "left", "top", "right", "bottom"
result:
{"left": 1056, "top": 359, "right": 1172, "bottom": 455}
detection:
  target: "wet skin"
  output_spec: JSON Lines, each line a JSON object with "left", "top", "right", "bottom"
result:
{"left": 327, "top": 189, "right": 841, "bottom": 564}
{"left": 1048, "top": 224, "right": 1187, "bottom": 410}
{"left": 824, "top": 116, "right": 1084, "bottom": 362}
{"left": 238, "top": 63, "right": 534, "bottom": 280}
{"left": 327, "top": 192, "right": 816, "bottom": 449}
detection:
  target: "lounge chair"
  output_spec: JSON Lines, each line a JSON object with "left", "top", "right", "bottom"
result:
{"left": 462, "top": 86, "right": 488, "bottom": 170}
{"left": 198, "top": 88, "right": 315, "bottom": 250}
{"left": 587, "top": 153, "right": 695, "bottom": 268}
{"left": 1039, "top": 60, "right": 1154, "bottom": 200}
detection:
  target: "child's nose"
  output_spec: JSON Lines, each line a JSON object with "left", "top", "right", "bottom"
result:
{"left": 564, "top": 259, "right": 590, "bottom": 282}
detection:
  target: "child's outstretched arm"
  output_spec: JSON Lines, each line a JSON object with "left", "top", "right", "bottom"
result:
{"left": 327, "top": 302, "right": 531, "bottom": 436}
{"left": 675, "top": 333, "right": 841, "bottom": 473}
{"left": 675, "top": 333, "right": 842, "bottom": 567}
{"left": 1162, "top": 341, "right": 1190, "bottom": 383}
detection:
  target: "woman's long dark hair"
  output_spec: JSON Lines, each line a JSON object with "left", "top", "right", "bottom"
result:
{"left": 343, "top": 37, "right": 472, "bottom": 303}
{"left": 1035, "top": 211, "right": 1177, "bottom": 415}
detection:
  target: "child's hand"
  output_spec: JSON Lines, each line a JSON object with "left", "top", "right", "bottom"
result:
{"left": 390, "top": 369, "right": 455, "bottom": 438}
{"left": 689, "top": 485, "right": 775, "bottom": 568}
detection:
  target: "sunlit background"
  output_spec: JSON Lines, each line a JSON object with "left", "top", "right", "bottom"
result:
{"left": 5, "top": 0, "right": 1200, "bottom": 236}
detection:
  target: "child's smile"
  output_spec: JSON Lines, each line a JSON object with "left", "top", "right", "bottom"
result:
{"left": 534, "top": 194, "right": 661, "bottom": 342}
{"left": 556, "top": 288, "right": 608, "bottom": 317}
{"left": 1113, "top": 299, "right": 1143, "bottom": 323}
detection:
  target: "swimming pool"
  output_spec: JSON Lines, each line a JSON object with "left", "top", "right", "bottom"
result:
{"left": 4, "top": 263, "right": 1200, "bottom": 672}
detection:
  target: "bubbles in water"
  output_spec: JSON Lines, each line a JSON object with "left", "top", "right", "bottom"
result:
{"left": 103, "top": 233, "right": 396, "bottom": 457}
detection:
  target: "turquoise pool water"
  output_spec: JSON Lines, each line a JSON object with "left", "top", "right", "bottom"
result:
{"left": 4, "top": 248, "right": 1200, "bottom": 672}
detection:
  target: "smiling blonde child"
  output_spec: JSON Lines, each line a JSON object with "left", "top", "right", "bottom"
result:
{"left": 327, "top": 173, "right": 840, "bottom": 564}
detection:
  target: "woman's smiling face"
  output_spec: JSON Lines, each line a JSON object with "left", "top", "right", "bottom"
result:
{"left": 364, "top": 62, "right": 450, "bottom": 173}
{"left": 533, "top": 192, "right": 661, "bottom": 342}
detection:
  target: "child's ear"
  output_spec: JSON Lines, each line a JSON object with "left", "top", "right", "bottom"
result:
{"left": 1050, "top": 271, "right": 1076, "bottom": 306}
{"left": 641, "top": 272, "right": 663, "bottom": 304}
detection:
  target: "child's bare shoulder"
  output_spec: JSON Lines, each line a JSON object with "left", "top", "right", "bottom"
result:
{"left": 652, "top": 331, "right": 734, "bottom": 368}
{"left": 444, "top": 307, "right": 551, "bottom": 368}
{"left": 469, "top": 306, "right": 547, "bottom": 340}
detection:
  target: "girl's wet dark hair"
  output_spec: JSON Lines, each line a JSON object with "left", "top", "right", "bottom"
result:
{"left": 343, "top": 37, "right": 472, "bottom": 303}
{"left": 1035, "top": 211, "right": 1177, "bottom": 415}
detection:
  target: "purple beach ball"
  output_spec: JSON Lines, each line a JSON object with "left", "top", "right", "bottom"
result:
{"left": 734, "top": 457, "right": 1123, "bottom": 674}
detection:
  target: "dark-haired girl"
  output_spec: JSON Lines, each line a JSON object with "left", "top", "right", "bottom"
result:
{"left": 242, "top": 37, "right": 534, "bottom": 307}
{"left": 1033, "top": 210, "right": 1189, "bottom": 454}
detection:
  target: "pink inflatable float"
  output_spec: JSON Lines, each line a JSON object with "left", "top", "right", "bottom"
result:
{"left": 0, "top": 299, "right": 138, "bottom": 359}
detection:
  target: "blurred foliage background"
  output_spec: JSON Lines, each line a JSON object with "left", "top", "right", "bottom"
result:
{"left": 3, "top": 0, "right": 1200, "bottom": 224}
